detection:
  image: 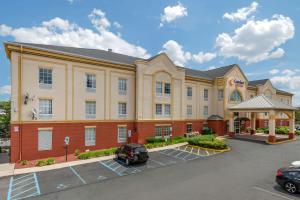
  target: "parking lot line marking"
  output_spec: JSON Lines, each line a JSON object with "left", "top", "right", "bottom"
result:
{"left": 69, "top": 166, "right": 87, "bottom": 185}
{"left": 205, "top": 150, "right": 209, "bottom": 156}
{"left": 7, "top": 177, "right": 13, "bottom": 200}
{"left": 33, "top": 172, "right": 41, "bottom": 195}
{"left": 10, "top": 186, "right": 36, "bottom": 199}
{"left": 148, "top": 158, "right": 166, "bottom": 166}
{"left": 174, "top": 151, "right": 186, "bottom": 158}
{"left": 197, "top": 148, "right": 200, "bottom": 155}
{"left": 253, "top": 186, "right": 295, "bottom": 200}
{"left": 99, "top": 161, "right": 123, "bottom": 176}
{"left": 11, "top": 181, "right": 35, "bottom": 192}
{"left": 12, "top": 176, "right": 34, "bottom": 186}
{"left": 13, "top": 173, "right": 32, "bottom": 181}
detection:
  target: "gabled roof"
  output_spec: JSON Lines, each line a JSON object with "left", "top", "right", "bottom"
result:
{"left": 207, "top": 115, "right": 224, "bottom": 120}
{"left": 248, "top": 79, "right": 269, "bottom": 87}
{"left": 184, "top": 68, "right": 213, "bottom": 80}
{"left": 229, "top": 95, "right": 296, "bottom": 111}
{"left": 203, "top": 64, "right": 236, "bottom": 79}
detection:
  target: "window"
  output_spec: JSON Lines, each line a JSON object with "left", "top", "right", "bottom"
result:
{"left": 155, "top": 126, "right": 162, "bottom": 138}
{"left": 86, "top": 74, "right": 96, "bottom": 91}
{"left": 264, "top": 120, "right": 269, "bottom": 128}
{"left": 118, "top": 78, "right": 127, "bottom": 95}
{"left": 118, "top": 126, "right": 127, "bottom": 143}
{"left": 164, "top": 83, "right": 171, "bottom": 96}
{"left": 186, "top": 124, "right": 192, "bottom": 133}
{"left": 287, "top": 99, "right": 290, "bottom": 105}
{"left": 39, "top": 68, "right": 52, "bottom": 88}
{"left": 187, "top": 105, "right": 192, "bottom": 116}
{"left": 230, "top": 90, "right": 242, "bottom": 102}
{"left": 264, "top": 112, "right": 268, "bottom": 116}
{"left": 38, "top": 130, "right": 52, "bottom": 151}
{"left": 164, "top": 126, "right": 171, "bottom": 138}
{"left": 156, "top": 82, "right": 163, "bottom": 96}
{"left": 86, "top": 101, "right": 96, "bottom": 119}
{"left": 203, "top": 106, "right": 208, "bottom": 116}
{"left": 156, "top": 104, "right": 162, "bottom": 115}
{"left": 204, "top": 89, "right": 208, "bottom": 101}
{"left": 165, "top": 104, "right": 171, "bottom": 116}
{"left": 118, "top": 102, "right": 127, "bottom": 117}
{"left": 187, "top": 87, "right": 192, "bottom": 99}
{"left": 85, "top": 127, "right": 96, "bottom": 146}
{"left": 39, "top": 99, "right": 52, "bottom": 119}
{"left": 218, "top": 89, "right": 224, "bottom": 100}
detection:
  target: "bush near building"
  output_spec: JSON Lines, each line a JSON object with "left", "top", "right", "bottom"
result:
{"left": 187, "top": 135, "right": 228, "bottom": 150}
{"left": 77, "top": 147, "right": 117, "bottom": 159}
{"left": 256, "top": 126, "right": 300, "bottom": 136}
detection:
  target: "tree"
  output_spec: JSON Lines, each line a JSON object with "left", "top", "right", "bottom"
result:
{"left": 0, "top": 101, "right": 11, "bottom": 139}
{"left": 296, "top": 110, "right": 300, "bottom": 124}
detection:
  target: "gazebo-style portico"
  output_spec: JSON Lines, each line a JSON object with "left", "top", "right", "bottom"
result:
{"left": 228, "top": 95, "right": 297, "bottom": 143}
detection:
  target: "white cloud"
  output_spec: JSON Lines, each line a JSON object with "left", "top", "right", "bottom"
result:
{"left": 282, "top": 69, "right": 296, "bottom": 76}
{"left": 67, "top": 0, "right": 75, "bottom": 4}
{"left": 113, "top": 21, "right": 122, "bottom": 29}
{"left": 161, "top": 40, "right": 216, "bottom": 66}
{"left": 216, "top": 15, "right": 295, "bottom": 63}
{"left": 160, "top": 2, "right": 187, "bottom": 27}
{"left": 0, "top": 85, "right": 11, "bottom": 95}
{"left": 0, "top": 9, "right": 150, "bottom": 59}
{"left": 270, "top": 69, "right": 279, "bottom": 75}
{"left": 223, "top": 1, "right": 258, "bottom": 22}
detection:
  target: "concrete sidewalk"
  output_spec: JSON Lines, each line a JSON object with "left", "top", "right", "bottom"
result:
{"left": 0, "top": 142, "right": 187, "bottom": 177}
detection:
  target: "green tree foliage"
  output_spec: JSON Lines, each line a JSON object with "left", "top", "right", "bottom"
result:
{"left": 0, "top": 101, "right": 11, "bottom": 138}
{"left": 296, "top": 111, "right": 300, "bottom": 123}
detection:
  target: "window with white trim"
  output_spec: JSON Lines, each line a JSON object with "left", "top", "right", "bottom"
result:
{"left": 39, "top": 68, "right": 52, "bottom": 88}
{"left": 86, "top": 74, "right": 96, "bottom": 91}
{"left": 155, "top": 126, "right": 162, "bottom": 138}
{"left": 164, "top": 83, "right": 171, "bottom": 96}
{"left": 164, "top": 126, "right": 171, "bottom": 138}
{"left": 156, "top": 82, "right": 163, "bottom": 96}
{"left": 118, "top": 78, "right": 127, "bottom": 95}
{"left": 118, "top": 126, "right": 127, "bottom": 143}
{"left": 204, "top": 89, "right": 208, "bottom": 101}
{"left": 86, "top": 101, "right": 96, "bottom": 119}
{"left": 39, "top": 99, "right": 52, "bottom": 119}
{"left": 38, "top": 130, "right": 52, "bottom": 151}
{"left": 187, "top": 105, "right": 192, "bottom": 116}
{"left": 156, "top": 104, "right": 162, "bottom": 116}
{"left": 218, "top": 89, "right": 224, "bottom": 100}
{"left": 186, "top": 124, "right": 192, "bottom": 133}
{"left": 203, "top": 106, "right": 208, "bottom": 116}
{"left": 85, "top": 127, "right": 96, "bottom": 146}
{"left": 118, "top": 102, "right": 127, "bottom": 117}
{"left": 187, "top": 87, "right": 192, "bottom": 99}
{"left": 165, "top": 104, "right": 171, "bottom": 116}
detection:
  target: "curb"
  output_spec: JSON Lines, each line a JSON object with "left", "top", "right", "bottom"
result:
{"left": 265, "top": 138, "right": 297, "bottom": 145}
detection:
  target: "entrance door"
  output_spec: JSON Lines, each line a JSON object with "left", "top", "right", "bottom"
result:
{"left": 234, "top": 120, "right": 240, "bottom": 134}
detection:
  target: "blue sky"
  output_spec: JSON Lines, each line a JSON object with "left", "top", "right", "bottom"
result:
{"left": 0, "top": 0, "right": 299, "bottom": 105}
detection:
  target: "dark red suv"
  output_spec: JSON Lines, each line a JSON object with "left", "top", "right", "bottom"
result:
{"left": 116, "top": 143, "right": 149, "bottom": 165}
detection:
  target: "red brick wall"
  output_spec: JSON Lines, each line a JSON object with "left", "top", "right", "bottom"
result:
{"left": 207, "top": 120, "right": 226, "bottom": 136}
{"left": 11, "top": 120, "right": 207, "bottom": 162}
{"left": 256, "top": 119, "right": 289, "bottom": 128}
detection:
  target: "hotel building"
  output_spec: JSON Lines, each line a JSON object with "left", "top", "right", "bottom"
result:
{"left": 4, "top": 42, "right": 294, "bottom": 162}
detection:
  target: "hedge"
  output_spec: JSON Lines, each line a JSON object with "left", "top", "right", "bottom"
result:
{"left": 257, "top": 126, "right": 300, "bottom": 136}
{"left": 77, "top": 148, "right": 117, "bottom": 159}
{"left": 36, "top": 157, "right": 56, "bottom": 167}
{"left": 187, "top": 135, "right": 228, "bottom": 150}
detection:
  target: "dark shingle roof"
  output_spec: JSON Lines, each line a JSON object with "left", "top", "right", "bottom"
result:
{"left": 184, "top": 68, "right": 213, "bottom": 80}
{"left": 207, "top": 115, "right": 224, "bottom": 120}
{"left": 8, "top": 42, "right": 143, "bottom": 66}
{"left": 276, "top": 89, "right": 293, "bottom": 96}
{"left": 203, "top": 64, "right": 236, "bottom": 79}
{"left": 248, "top": 79, "right": 269, "bottom": 87}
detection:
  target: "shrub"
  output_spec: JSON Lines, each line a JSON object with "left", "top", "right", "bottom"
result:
{"left": 20, "top": 160, "right": 28, "bottom": 166}
{"left": 144, "top": 142, "right": 166, "bottom": 149}
{"left": 36, "top": 160, "right": 47, "bottom": 167}
{"left": 187, "top": 135, "right": 228, "bottom": 150}
{"left": 296, "top": 130, "right": 300, "bottom": 136}
{"left": 77, "top": 148, "right": 117, "bottom": 159}
{"left": 74, "top": 149, "right": 80, "bottom": 156}
{"left": 172, "top": 136, "right": 188, "bottom": 144}
{"left": 202, "top": 127, "right": 213, "bottom": 135}
{"left": 146, "top": 137, "right": 165, "bottom": 143}
{"left": 46, "top": 158, "right": 55, "bottom": 165}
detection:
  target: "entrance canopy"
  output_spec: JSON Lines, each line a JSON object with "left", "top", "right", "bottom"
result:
{"left": 228, "top": 95, "right": 297, "bottom": 143}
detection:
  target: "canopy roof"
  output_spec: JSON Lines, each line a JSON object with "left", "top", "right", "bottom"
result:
{"left": 229, "top": 95, "right": 297, "bottom": 111}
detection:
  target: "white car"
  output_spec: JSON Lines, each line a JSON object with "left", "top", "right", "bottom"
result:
{"left": 291, "top": 161, "right": 300, "bottom": 167}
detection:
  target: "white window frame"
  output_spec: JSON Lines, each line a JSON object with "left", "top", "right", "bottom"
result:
{"left": 186, "top": 124, "right": 192, "bottom": 133}
{"left": 118, "top": 126, "right": 127, "bottom": 143}
{"left": 38, "top": 129, "right": 52, "bottom": 151}
{"left": 86, "top": 101, "right": 96, "bottom": 119}
{"left": 203, "top": 106, "right": 209, "bottom": 116}
{"left": 164, "top": 126, "right": 171, "bottom": 139}
{"left": 187, "top": 105, "right": 192, "bottom": 116}
{"left": 204, "top": 89, "right": 209, "bottom": 101}
{"left": 118, "top": 78, "right": 127, "bottom": 96}
{"left": 39, "top": 68, "right": 52, "bottom": 89}
{"left": 39, "top": 99, "right": 53, "bottom": 119}
{"left": 86, "top": 74, "right": 96, "bottom": 92}
{"left": 164, "top": 83, "right": 171, "bottom": 97}
{"left": 156, "top": 82, "right": 163, "bottom": 96}
{"left": 118, "top": 102, "right": 127, "bottom": 118}
{"left": 218, "top": 89, "right": 224, "bottom": 100}
{"left": 155, "top": 126, "right": 162, "bottom": 138}
{"left": 156, "top": 104, "right": 162, "bottom": 116}
{"left": 164, "top": 104, "right": 171, "bottom": 117}
{"left": 85, "top": 127, "right": 96, "bottom": 146}
{"left": 187, "top": 87, "right": 192, "bottom": 99}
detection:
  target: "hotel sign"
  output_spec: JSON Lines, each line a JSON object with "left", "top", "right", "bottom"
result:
{"left": 230, "top": 79, "right": 244, "bottom": 87}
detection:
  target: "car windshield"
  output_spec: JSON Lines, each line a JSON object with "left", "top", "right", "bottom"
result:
{"left": 134, "top": 147, "right": 146, "bottom": 152}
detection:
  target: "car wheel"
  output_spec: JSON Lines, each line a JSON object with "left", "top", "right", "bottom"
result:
{"left": 116, "top": 154, "right": 119, "bottom": 160}
{"left": 284, "top": 182, "right": 297, "bottom": 194}
{"left": 125, "top": 158, "right": 130, "bottom": 166}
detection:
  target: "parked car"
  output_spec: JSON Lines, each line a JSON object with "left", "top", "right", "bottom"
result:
{"left": 116, "top": 143, "right": 149, "bottom": 165}
{"left": 276, "top": 165, "right": 300, "bottom": 194}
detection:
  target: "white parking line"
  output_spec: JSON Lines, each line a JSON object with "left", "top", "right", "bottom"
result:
{"left": 69, "top": 166, "right": 87, "bottom": 185}
{"left": 148, "top": 158, "right": 166, "bottom": 166}
{"left": 253, "top": 186, "right": 296, "bottom": 200}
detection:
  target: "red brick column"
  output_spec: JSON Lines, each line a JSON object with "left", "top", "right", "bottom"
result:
{"left": 268, "top": 135, "right": 276, "bottom": 143}
{"left": 288, "top": 133, "right": 295, "bottom": 140}
{"left": 250, "top": 129, "right": 256, "bottom": 135}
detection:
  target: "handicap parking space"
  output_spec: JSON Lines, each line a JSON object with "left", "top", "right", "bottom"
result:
{"left": 6, "top": 173, "right": 40, "bottom": 200}
{"left": 36, "top": 167, "right": 85, "bottom": 194}
{"left": 99, "top": 159, "right": 142, "bottom": 176}
{"left": 158, "top": 147, "right": 201, "bottom": 161}
{"left": 176, "top": 145, "right": 218, "bottom": 157}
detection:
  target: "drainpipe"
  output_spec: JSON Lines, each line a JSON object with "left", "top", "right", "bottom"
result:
{"left": 19, "top": 45, "right": 23, "bottom": 161}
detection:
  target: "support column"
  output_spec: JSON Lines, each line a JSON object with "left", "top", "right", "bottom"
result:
{"left": 250, "top": 112, "right": 256, "bottom": 135}
{"left": 289, "top": 111, "right": 295, "bottom": 140}
{"left": 268, "top": 110, "right": 276, "bottom": 143}
{"left": 229, "top": 112, "right": 235, "bottom": 137}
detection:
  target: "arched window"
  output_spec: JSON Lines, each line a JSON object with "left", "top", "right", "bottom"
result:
{"left": 230, "top": 90, "right": 243, "bottom": 102}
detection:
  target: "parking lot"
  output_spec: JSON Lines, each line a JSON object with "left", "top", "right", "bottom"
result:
{"left": 0, "top": 145, "right": 222, "bottom": 200}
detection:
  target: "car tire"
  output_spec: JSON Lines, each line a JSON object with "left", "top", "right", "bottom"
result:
{"left": 125, "top": 158, "right": 130, "bottom": 166}
{"left": 284, "top": 182, "right": 297, "bottom": 194}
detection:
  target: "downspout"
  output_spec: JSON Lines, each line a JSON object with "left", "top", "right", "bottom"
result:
{"left": 19, "top": 45, "right": 23, "bottom": 161}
